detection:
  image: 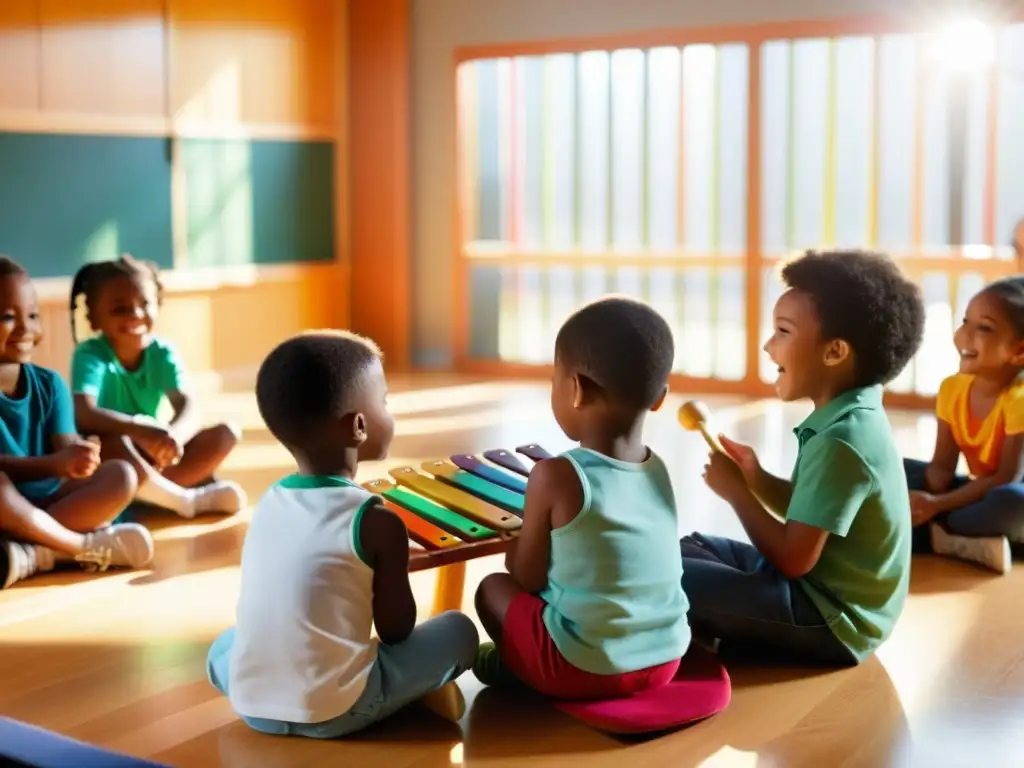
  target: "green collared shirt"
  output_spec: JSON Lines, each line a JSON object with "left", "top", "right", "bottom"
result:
{"left": 787, "top": 385, "right": 912, "bottom": 662}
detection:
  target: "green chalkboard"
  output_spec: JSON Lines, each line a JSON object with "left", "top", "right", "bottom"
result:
{"left": 0, "top": 132, "right": 174, "bottom": 279}
{"left": 180, "top": 138, "right": 335, "bottom": 268}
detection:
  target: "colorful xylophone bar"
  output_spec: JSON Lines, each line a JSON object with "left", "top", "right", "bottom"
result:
{"left": 361, "top": 444, "right": 555, "bottom": 571}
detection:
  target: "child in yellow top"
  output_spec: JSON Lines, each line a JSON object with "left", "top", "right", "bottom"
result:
{"left": 905, "top": 276, "right": 1024, "bottom": 574}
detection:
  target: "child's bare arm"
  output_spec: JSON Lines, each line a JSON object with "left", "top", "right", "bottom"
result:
{"left": 924, "top": 419, "right": 960, "bottom": 493}
{"left": 751, "top": 470, "right": 794, "bottom": 517}
{"left": 75, "top": 393, "right": 179, "bottom": 467}
{"left": 0, "top": 454, "right": 60, "bottom": 482}
{"left": 165, "top": 389, "right": 201, "bottom": 444}
{"left": 74, "top": 392, "right": 143, "bottom": 436}
{"left": 725, "top": 481, "right": 829, "bottom": 579}
{"left": 506, "top": 457, "right": 581, "bottom": 594}
{"left": 360, "top": 503, "right": 417, "bottom": 645}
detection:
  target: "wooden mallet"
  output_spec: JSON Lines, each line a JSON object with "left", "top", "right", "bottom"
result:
{"left": 678, "top": 400, "right": 725, "bottom": 454}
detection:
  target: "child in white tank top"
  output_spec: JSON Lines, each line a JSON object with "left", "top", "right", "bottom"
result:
{"left": 206, "top": 331, "right": 479, "bottom": 738}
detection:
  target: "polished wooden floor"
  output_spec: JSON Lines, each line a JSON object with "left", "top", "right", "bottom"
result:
{"left": 2, "top": 376, "right": 1023, "bottom": 767}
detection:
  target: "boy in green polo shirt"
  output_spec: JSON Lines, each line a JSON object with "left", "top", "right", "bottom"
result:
{"left": 681, "top": 250, "right": 925, "bottom": 665}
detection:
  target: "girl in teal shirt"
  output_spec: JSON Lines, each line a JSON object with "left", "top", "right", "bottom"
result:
{"left": 69, "top": 255, "right": 245, "bottom": 518}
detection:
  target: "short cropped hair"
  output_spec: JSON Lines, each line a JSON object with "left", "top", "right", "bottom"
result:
{"left": 554, "top": 296, "right": 674, "bottom": 409}
{"left": 780, "top": 250, "right": 925, "bottom": 387}
{"left": 255, "top": 330, "right": 382, "bottom": 448}
{"left": 0, "top": 256, "right": 27, "bottom": 278}
{"left": 981, "top": 276, "right": 1024, "bottom": 339}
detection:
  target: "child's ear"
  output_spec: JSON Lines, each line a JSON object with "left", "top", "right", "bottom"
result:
{"left": 1009, "top": 342, "right": 1024, "bottom": 368}
{"left": 823, "top": 338, "right": 852, "bottom": 368}
{"left": 571, "top": 374, "right": 584, "bottom": 409}
{"left": 650, "top": 386, "right": 668, "bottom": 412}
{"left": 350, "top": 413, "right": 369, "bottom": 446}
{"left": 572, "top": 374, "right": 600, "bottom": 408}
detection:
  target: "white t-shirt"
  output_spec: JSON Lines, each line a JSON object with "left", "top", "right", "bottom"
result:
{"left": 228, "top": 475, "right": 380, "bottom": 723}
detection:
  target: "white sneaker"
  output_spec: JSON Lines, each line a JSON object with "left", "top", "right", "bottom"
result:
{"left": 931, "top": 524, "right": 1011, "bottom": 575}
{"left": 77, "top": 523, "right": 155, "bottom": 572}
{"left": 191, "top": 480, "right": 247, "bottom": 516}
{"left": 1, "top": 540, "right": 56, "bottom": 589}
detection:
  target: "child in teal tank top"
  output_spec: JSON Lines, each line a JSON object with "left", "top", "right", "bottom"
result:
{"left": 68, "top": 256, "right": 246, "bottom": 520}
{"left": 473, "top": 297, "right": 691, "bottom": 699}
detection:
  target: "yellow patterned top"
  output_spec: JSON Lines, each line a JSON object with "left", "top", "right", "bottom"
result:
{"left": 935, "top": 373, "right": 1024, "bottom": 477}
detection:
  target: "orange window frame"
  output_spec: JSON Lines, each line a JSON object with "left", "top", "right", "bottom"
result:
{"left": 450, "top": 13, "right": 1024, "bottom": 409}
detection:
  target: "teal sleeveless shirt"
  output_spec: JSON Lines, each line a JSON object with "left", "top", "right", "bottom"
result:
{"left": 539, "top": 447, "right": 691, "bottom": 675}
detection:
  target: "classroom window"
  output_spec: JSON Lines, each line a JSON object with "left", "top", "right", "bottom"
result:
{"left": 459, "top": 43, "right": 750, "bottom": 379}
{"left": 457, "top": 21, "right": 1024, "bottom": 396}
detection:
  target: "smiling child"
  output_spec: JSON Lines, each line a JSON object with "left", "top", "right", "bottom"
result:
{"left": 904, "top": 277, "right": 1024, "bottom": 574}
{"left": 68, "top": 255, "right": 245, "bottom": 518}
{"left": 679, "top": 250, "right": 925, "bottom": 666}
{"left": 0, "top": 256, "right": 153, "bottom": 589}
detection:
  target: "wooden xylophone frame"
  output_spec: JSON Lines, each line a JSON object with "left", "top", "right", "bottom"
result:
{"left": 361, "top": 444, "right": 554, "bottom": 614}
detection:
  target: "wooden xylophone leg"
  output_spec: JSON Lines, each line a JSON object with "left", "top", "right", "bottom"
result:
{"left": 431, "top": 562, "right": 467, "bottom": 615}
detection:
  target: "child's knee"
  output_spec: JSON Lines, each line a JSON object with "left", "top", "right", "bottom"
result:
{"left": 210, "top": 423, "right": 241, "bottom": 453}
{"left": 475, "top": 572, "right": 510, "bottom": 605}
{"left": 436, "top": 610, "right": 480, "bottom": 663}
{"left": 986, "top": 484, "right": 1024, "bottom": 512}
{"left": 96, "top": 458, "right": 139, "bottom": 500}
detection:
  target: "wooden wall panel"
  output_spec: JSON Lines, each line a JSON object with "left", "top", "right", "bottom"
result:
{"left": 0, "top": 0, "right": 41, "bottom": 112}
{"left": 349, "top": 0, "right": 411, "bottom": 370}
{"left": 170, "top": 0, "right": 335, "bottom": 133}
{"left": 38, "top": 0, "right": 167, "bottom": 118}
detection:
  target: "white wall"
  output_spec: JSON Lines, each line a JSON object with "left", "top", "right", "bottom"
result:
{"left": 410, "top": 0, "right": 926, "bottom": 366}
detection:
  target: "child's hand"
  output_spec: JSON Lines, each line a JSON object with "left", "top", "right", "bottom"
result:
{"left": 134, "top": 425, "right": 183, "bottom": 470}
{"left": 52, "top": 438, "right": 101, "bottom": 479}
{"left": 718, "top": 435, "right": 762, "bottom": 485}
{"left": 703, "top": 450, "right": 751, "bottom": 506}
{"left": 909, "top": 491, "right": 940, "bottom": 525}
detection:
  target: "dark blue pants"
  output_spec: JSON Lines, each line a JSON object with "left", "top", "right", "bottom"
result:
{"left": 904, "top": 458, "right": 1024, "bottom": 551}
{"left": 680, "top": 533, "right": 856, "bottom": 667}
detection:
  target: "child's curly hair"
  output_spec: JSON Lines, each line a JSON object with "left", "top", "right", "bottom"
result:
{"left": 69, "top": 254, "right": 164, "bottom": 342}
{"left": 780, "top": 249, "right": 926, "bottom": 387}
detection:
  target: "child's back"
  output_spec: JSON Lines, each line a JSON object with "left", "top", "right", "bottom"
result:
{"left": 206, "top": 331, "right": 478, "bottom": 740}
{"left": 542, "top": 447, "right": 688, "bottom": 674}
{"left": 474, "top": 297, "right": 689, "bottom": 699}
{"left": 230, "top": 476, "right": 377, "bottom": 721}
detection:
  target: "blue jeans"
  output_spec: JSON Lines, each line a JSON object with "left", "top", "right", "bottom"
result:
{"left": 904, "top": 459, "right": 1024, "bottom": 551}
{"left": 680, "top": 533, "right": 856, "bottom": 666}
{"left": 207, "top": 611, "right": 479, "bottom": 738}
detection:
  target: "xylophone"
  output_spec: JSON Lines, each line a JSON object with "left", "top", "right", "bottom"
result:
{"left": 360, "top": 443, "right": 555, "bottom": 614}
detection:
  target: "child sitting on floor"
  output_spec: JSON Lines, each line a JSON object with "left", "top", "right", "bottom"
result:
{"left": 207, "top": 330, "right": 479, "bottom": 738}
{"left": 68, "top": 255, "right": 245, "bottom": 518}
{"left": 682, "top": 250, "right": 925, "bottom": 666}
{"left": 473, "top": 296, "right": 691, "bottom": 700}
{"left": 0, "top": 257, "right": 153, "bottom": 589}
{"left": 904, "top": 277, "right": 1024, "bottom": 574}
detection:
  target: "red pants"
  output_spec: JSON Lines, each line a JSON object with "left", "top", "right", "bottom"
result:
{"left": 500, "top": 592, "right": 680, "bottom": 700}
